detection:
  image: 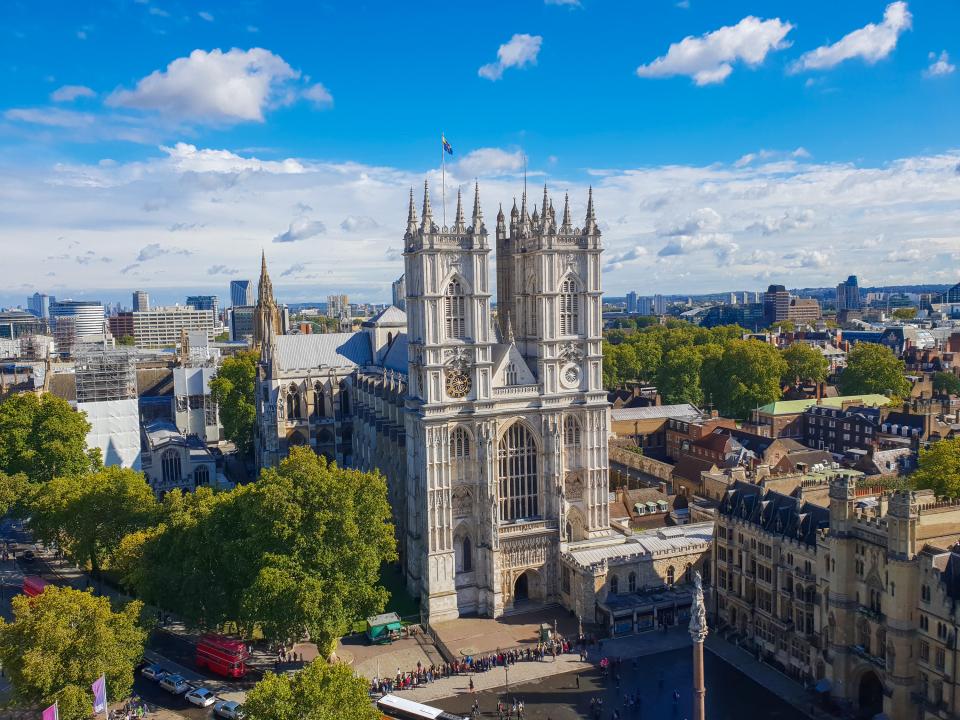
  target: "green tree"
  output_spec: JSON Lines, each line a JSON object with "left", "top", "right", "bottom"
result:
{"left": 28, "top": 466, "right": 159, "bottom": 576}
{"left": 0, "top": 472, "right": 29, "bottom": 517}
{"left": 912, "top": 437, "right": 960, "bottom": 498}
{"left": 892, "top": 307, "right": 917, "bottom": 320}
{"left": 210, "top": 350, "right": 259, "bottom": 457}
{"left": 128, "top": 449, "right": 396, "bottom": 654}
{"left": 839, "top": 343, "right": 910, "bottom": 398}
{"left": 0, "top": 393, "right": 100, "bottom": 483}
{"left": 933, "top": 371, "right": 960, "bottom": 396}
{"left": 706, "top": 339, "right": 786, "bottom": 418}
{"left": 0, "top": 587, "right": 146, "bottom": 720}
{"left": 116, "top": 335, "right": 136, "bottom": 346}
{"left": 781, "top": 343, "right": 829, "bottom": 385}
{"left": 656, "top": 345, "right": 705, "bottom": 406}
{"left": 243, "top": 661, "right": 378, "bottom": 720}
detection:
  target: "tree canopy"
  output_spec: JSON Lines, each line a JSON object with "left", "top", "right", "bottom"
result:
{"left": 124, "top": 448, "right": 396, "bottom": 654}
{"left": 209, "top": 350, "right": 259, "bottom": 458}
{"left": 0, "top": 587, "right": 146, "bottom": 720}
{"left": 656, "top": 345, "right": 706, "bottom": 406}
{"left": 0, "top": 393, "right": 100, "bottom": 483}
{"left": 912, "top": 438, "right": 960, "bottom": 498}
{"left": 243, "top": 661, "right": 379, "bottom": 720}
{"left": 933, "top": 371, "right": 960, "bottom": 397}
{"left": 781, "top": 342, "right": 829, "bottom": 385}
{"left": 838, "top": 343, "right": 910, "bottom": 398}
{"left": 702, "top": 339, "right": 787, "bottom": 419}
{"left": 28, "top": 466, "right": 160, "bottom": 575}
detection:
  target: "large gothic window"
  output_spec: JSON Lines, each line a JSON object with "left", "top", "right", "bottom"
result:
{"left": 445, "top": 280, "right": 466, "bottom": 340}
{"left": 564, "top": 416, "right": 581, "bottom": 468}
{"left": 559, "top": 277, "right": 580, "bottom": 336}
{"left": 286, "top": 383, "right": 302, "bottom": 420}
{"left": 505, "top": 363, "right": 518, "bottom": 386}
{"left": 194, "top": 464, "right": 210, "bottom": 487}
{"left": 161, "top": 449, "right": 182, "bottom": 486}
{"left": 313, "top": 382, "right": 325, "bottom": 417}
{"left": 498, "top": 423, "right": 539, "bottom": 521}
{"left": 461, "top": 536, "right": 472, "bottom": 573}
{"left": 450, "top": 427, "right": 470, "bottom": 458}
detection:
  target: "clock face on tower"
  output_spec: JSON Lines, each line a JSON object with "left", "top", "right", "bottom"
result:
{"left": 445, "top": 369, "right": 472, "bottom": 399}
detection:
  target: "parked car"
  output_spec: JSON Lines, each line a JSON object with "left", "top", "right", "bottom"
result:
{"left": 140, "top": 664, "right": 168, "bottom": 681}
{"left": 20, "top": 550, "right": 35, "bottom": 563}
{"left": 213, "top": 700, "right": 244, "bottom": 719}
{"left": 158, "top": 674, "right": 191, "bottom": 694}
{"left": 185, "top": 687, "right": 217, "bottom": 708}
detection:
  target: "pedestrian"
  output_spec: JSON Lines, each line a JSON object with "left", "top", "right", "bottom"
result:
{"left": 469, "top": 677, "right": 474, "bottom": 693}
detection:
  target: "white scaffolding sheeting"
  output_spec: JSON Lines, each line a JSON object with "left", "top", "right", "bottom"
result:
{"left": 78, "top": 398, "right": 142, "bottom": 470}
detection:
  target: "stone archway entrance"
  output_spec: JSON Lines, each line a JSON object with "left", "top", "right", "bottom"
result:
{"left": 857, "top": 670, "right": 884, "bottom": 719}
{"left": 512, "top": 569, "right": 544, "bottom": 607}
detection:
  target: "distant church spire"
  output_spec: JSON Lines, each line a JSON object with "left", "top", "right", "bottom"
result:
{"left": 254, "top": 251, "right": 280, "bottom": 350}
{"left": 584, "top": 186, "right": 598, "bottom": 234}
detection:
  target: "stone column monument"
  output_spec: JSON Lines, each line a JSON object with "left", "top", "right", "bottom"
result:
{"left": 688, "top": 571, "right": 708, "bottom": 720}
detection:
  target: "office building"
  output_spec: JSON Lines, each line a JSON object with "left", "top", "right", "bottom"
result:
{"left": 132, "top": 307, "right": 216, "bottom": 348}
{"left": 637, "top": 296, "right": 653, "bottom": 315}
{"left": 108, "top": 312, "right": 135, "bottom": 340}
{"left": 626, "top": 291, "right": 638, "bottom": 313}
{"left": 391, "top": 274, "right": 406, "bottom": 311}
{"left": 228, "top": 306, "right": 255, "bottom": 342}
{"left": 50, "top": 300, "right": 105, "bottom": 353}
{"left": 0, "top": 311, "right": 46, "bottom": 340}
{"left": 132, "top": 290, "right": 150, "bottom": 312}
{"left": 230, "top": 279, "right": 253, "bottom": 307}
{"left": 186, "top": 295, "right": 219, "bottom": 319}
{"left": 836, "top": 275, "right": 861, "bottom": 311}
{"left": 653, "top": 294, "right": 667, "bottom": 315}
{"left": 763, "top": 284, "right": 791, "bottom": 324}
{"left": 327, "top": 294, "right": 350, "bottom": 319}
{"left": 27, "top": 292, "right": 51, "bottom": 319}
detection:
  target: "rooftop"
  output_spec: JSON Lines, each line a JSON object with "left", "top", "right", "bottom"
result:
{"left": 756, "top": 394, "right": 890, "bottom": 416}
{"left": 611, "top": 403, "right": 702, "bottom": 422}
{"left": 273, "top": 332, "right": 372, "bottom": 371}
{"left": 565, "top": 522, "right": 714, "bottom": 568}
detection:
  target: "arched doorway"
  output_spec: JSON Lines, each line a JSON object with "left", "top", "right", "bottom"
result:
{"left": 512, "top": 569, "right": 544, "bottom": 607}
{"left": 857, "top": 670, "right": 884, "bottom": 719}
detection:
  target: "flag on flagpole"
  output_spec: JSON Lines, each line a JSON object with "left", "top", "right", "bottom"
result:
{"left": 442, "top": 135, "right": 453, "bottom": 155}
{"left": 91, "top": 675, "right": 107, "bottom": 715}
{"left": 42, "top": 702, "right": 58, "bottom": 720}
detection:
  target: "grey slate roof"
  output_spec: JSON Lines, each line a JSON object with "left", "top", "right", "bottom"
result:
{"left": 382, "top": 333, "right": 408, "bottom": 374}
{"left": 362, "top": 305, "right": 407, "bottom": 328}
{"left": 611, "top": 404, "right": 702, "bottom": 422}
{"left": 273, "top": 332, "right": 372, "bottom": 371}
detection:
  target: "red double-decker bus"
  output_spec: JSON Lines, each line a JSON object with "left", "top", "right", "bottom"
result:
{"left": 196, "top": 634, "right": 249, "bottom": 678}
{"left": 22, "top": 576, "right": 48, "bottom": 597}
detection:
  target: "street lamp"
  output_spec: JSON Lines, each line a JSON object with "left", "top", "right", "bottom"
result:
{"left": 505, "top": 661, "right": 509, "bottom": 697}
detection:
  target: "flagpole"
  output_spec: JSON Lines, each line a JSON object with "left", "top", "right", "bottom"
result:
{"left": 441, "top": 131, "right": 447, "bottom": 227}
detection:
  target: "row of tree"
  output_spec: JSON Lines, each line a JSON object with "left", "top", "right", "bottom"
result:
{"left": 603, "top": 322, "right": 911, "bottom": 417}
{"left": 0, "top": 390, "right": 395, "bottom": 719}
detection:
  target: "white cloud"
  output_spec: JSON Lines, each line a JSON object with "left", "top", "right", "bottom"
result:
{"left": 341, "top": 216, "right": 379, "bottom": 232}
{"left": 50, "top": 85, "right": 96, "bottom": 102}
{"left": 107, "top": 48, "right": 308, "bottom": 124}
{"left": 303, "top": 82, "right": 334, "bottom": 108}
{"left": 4, "top": 107, "right": 95, "bottom": 128}
{"left": 790, "top": 2, "right": 911, "bottom": 73}
{"left": 4, "top": 144, "right": 960, "bottom": 303}
{"left": 280, "top": 262, "right": 307, "bottom": 277}
{"left": 885, "top": 248, "right": 923, "bottom": 263}
{"left": 455, "top": 148, "right": 525, "bottom": 177}
{"left": 545, "top": 0, "right": 580, "bottom": 6}
{"left": 925, "top": 51, "right": 956, "bottom": 78}
{"left": 636, "top": 16, "right": 793, "bottom": 85}
{"left": 207, "top": 264, "right": 237, "bottom": 275}
{"left": 137, "top": 243, "right": 190, "bottom": 261}
{"left": 198, "top": 11, "right": 214, "bottom": 22}
{"left": 479, "top": 34, "right": 543, "bottom": 81}
{"left": 148, "top": 6, "right": 169, "bottom": 17}
{"left": 273, "top": 218, "right": 326, "bottom": 243}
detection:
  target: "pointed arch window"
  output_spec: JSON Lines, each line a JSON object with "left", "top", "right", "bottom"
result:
{"left": 628, "top": 572, "right": 637, "bottom": 593}
{"left": 559, "top": 277, "right": 580, "bottom": 336}
{"left": 666, "top": 565, "right": 675, "bottom": 586}
{"left": 194, "top": 464, "right": 210, "bottom": 487}
{"left": 450, "top": 427, "right": 471, "bottom": 458}
{"left": 313, "top": 382, "right": 325, "bottom": 417}
{"left": 287, "top": 383, "right": 302, "bottom": 420}
{"left": 564, "top": 416, "right": 581, "bottom": 447}
{"left": 461, "top": 536, "right": 472, "bottom": 573}
{"left": 505, "top": 363, "right": 518, "bottom": 386}
{"left": 610, "top": 575, "right": 619, "bottom": 595}
{"left": 445, "top": 280, "right": 466, "bottom": 340}
{"left": 161, "top": 449, "right": 182, "bottom": 486}
{"left": 498, "top": 423, "right": 539, "bottom": 521}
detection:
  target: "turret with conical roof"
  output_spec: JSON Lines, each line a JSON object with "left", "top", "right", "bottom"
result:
{"left": 406, "top": 187, "right": 419, "bottom": 236}
{"left": 452, "top": 187, "right": 466, "bottom": 233}
{"left": 471, "top": 182, "right": 483, "bottom": 232}
{"left": 420, "top": 179, "right": 433, "bottom": 233}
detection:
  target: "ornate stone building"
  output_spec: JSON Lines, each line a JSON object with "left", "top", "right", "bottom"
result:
{"left": 714, "top": 473, "right": 960, "bottom": 719}
{"left": 253, "top": 252, "right": 282, "bottom": 350}
{"left": 401, "top": 182, "right": 609, "bottom": 622}
{"left": 255, "top": 183, "right": 612, "bottom": 624}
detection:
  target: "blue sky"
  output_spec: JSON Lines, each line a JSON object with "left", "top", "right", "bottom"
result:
{"left": 1, "top": 0, "right": 958, "bottom": 305}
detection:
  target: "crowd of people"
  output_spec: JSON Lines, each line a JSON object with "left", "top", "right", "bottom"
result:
{"left": 368, "top": 635, "right": 594, "bottom": 695}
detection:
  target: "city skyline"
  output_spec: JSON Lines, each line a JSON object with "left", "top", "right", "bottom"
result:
{"left": 1, "top": 1, "right": 958, "bottom": 305}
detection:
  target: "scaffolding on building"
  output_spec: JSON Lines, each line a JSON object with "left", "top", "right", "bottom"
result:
{"left": 74, "top": 345, "right": 138, "bottom": 403}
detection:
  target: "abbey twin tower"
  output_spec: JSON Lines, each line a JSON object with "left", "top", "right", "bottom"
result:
{"left": 254, "top": 182, "right": 611, "bottom": 622}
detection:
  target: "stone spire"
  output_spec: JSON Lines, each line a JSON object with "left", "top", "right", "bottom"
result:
{"left": 561, "top": 192, "right": 572, "bottom": 233}
{"left": 584, "top": 186, "right": 598, "bottom": 234}
{"left": 510, "top": 198, "right": 519, "bottom": 221}
{"left": 254, "top": 250, "right": 280, "bottom": 350}
{"left": 531, "top": 204, "right": 539, "bottom": 225}
{"left": 471, "top": 182, "right": 483, "bottom": 230}
{"left": 258, "top": 250, "right": 273, "bottom": 304}
{"left": 541, "top": 184, "right": 549, "bottom": 229}
{"left": 420, "top": 179, "right": 433, "bottom": 232}
{"left": 453, "top": 187, "right": 466, "bottom": 232}
{"left": 496, "top": 203, "right": 505, "bottom": 225}
{"left": 406, "top": 186, "right": 419, "bottom": 235}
